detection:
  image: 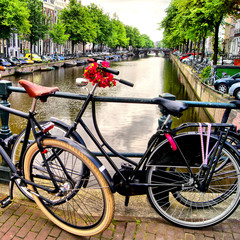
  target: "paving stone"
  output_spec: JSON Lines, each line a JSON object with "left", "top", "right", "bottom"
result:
{"left": 0, "top": 197, "right": 239, "bottom": 240}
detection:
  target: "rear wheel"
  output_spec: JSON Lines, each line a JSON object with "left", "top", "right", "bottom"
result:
{"left": 23, "top": 137, "right": 114, "bottom": 237}
{"left": 146, "top": 133, "right": 240, "bottom": 228}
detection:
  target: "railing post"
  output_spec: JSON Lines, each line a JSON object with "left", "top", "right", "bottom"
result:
{"left": 0, "top": 80, "right": 12, "bottom": 182}
{"left": 158, "top": 93, "right": 176, "bottom": 128}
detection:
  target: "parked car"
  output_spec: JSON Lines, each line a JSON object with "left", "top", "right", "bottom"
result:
{"left": 20, "top": 57, "right": 34, "bottom": 64}
{"left": 41, "top": 55, "right": 52, "bottom": 62}
{"left": 25, "top": 53, "right": 42, "bottom": 63}
{"left": 182, "top": 55, "right": 202, "bottom": 64}
{"left": 56, "top": 54, "right": 65, "bottom": 61}
{"left": 18, "top": 57, "right": 28, "bottom": 65}
{"left": 48, "top": 54, "right": 56, "bottom": 61}
{"left": 180, "top": 52, "right": 202, "bottom": 61}
{"left": 8, "top": 57, "right": 21, "bottom": 66}
{"left": 214, "top": 72, "right": 240, "bottom": 93}
{"left": 180, "top": 52, "right": 194, "bottom": 61}
{"left": 229, "top": 82, "right": 240, "bottom": 100}
{"left": 0, "top": 58, "right": 12, "bottom": 67}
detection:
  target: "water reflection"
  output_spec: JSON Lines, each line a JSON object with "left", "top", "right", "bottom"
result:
{"left": 4, "top": 56, "right": 209, "bottom": 153}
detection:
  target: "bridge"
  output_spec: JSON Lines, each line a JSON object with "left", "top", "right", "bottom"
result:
{"left": 133, "top": 48, "right": 172, "bottom": 57}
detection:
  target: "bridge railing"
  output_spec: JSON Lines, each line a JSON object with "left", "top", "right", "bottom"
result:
{"left": 0, "top": 80, "right": 239, "bottom": 181}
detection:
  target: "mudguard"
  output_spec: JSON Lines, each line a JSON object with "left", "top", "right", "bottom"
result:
{"left": 50, "top": 117, "right": 86, "bottom": 147}
{"left": 147, "top": 132, "right": 240, "bottom": 167}
{"left": 40, "top": 135, "right": 115, "bottom": 193}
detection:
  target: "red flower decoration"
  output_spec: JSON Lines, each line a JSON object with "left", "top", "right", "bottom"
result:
{"left": 83, "top": 61, "right": 116, "bottom": 88}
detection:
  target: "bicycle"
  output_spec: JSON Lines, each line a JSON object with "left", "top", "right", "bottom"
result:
{"left": 0, "top": 80, "right": 114, "bottom": 236}
{"left": 11, "top": 61, "right": 240, "bottom": 229}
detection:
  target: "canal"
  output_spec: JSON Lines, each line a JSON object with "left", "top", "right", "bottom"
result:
{"left": 5, "top": 56, "right": 210, "bottom": 154}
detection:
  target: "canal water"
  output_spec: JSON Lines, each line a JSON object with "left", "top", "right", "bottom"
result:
{"left": 5, "top": 56, "right": 209, "bottom": 154}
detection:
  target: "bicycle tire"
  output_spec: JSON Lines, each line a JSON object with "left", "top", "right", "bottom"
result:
{"left": 23, "top": 137, "right": 114, "bottom": 236}
{"left": 11, "top": 122, "right": 71, "bottom": 201}
{"left": 146, "top": 132, "right": 240, "bottom": 228}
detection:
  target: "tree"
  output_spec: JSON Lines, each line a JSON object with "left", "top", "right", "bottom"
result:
{"left": 108, "top": 14, "right": 129, "bottom": 50}
{"left": 87, "top": 4, "right": 112, "bottom": 52}
{"left": 49, "top": 19, "right": 70, "bottom": 53}
{"left": 205, "top": 0, "right": 240, "bottom": 64}
{"left": 160, "top": 0, "right": 240, "bottom": 65}
{"left": 0, "top": 0, "right": 31, "bottom": 50}
{"left": 24, "top": 0, "right": 49, "bottom": 57}
{"left": 159, "top": 1, "right": 185, "bottom": 49}
{"left": 141, "top": 34, "right": 154, "bottom": 48}
{"left": 174, "top": 0, "right": 214, "bottom": 60}
{"left": 60, "top": 0, "right": 96, "bottom": 54}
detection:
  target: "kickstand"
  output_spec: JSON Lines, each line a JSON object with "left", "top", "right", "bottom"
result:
{"left": 9, "top": 176, "right": 15, "bottom": 200}
{"left": 125, "top": 196, "right": 130, "bottom": 206}
{"left": 0, "top": 177, "right": 14, "bottom": 208}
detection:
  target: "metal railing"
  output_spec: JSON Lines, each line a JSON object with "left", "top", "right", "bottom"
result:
{"left": 0, "top": 80, "right": 239, "bottom": 181}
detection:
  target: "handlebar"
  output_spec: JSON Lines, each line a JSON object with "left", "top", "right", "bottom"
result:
{"left": 100, "top": 66, "right": 119, "bottom": 75}
{"left": 117, "top": 79, "right": 134, "bottom": 87}
{"left": 86, "top": 58, "right": 134, "bottom": 87}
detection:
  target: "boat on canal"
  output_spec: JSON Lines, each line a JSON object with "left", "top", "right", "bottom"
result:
{"left": 76, "top": 59, "right": 88, "bottom": 66}
{"left": 15, "top": 68, "right": 34, "bottom": 75}
{"left": 64, "top": 61, "right": 77, "bottom": 67}
{"left": 40, "top": 66, "right": 55, "bottom": 71}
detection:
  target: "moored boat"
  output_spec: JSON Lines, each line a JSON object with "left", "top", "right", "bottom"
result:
{"left": 15, "top": 69, "right": 34, "bottom": 75}
{"left": 52, "top": 63, "right": 64, "bottom": 69}
{"left": 64, "top": 61, "right": 77, "bottom": 67}
{"left": 76, "top": 60, "right": 87, "bottom": 66}
{"left": 40, "top": 66, "right": 55, "bottom": 71}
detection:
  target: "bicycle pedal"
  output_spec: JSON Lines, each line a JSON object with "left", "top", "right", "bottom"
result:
{"left": 0, "top": 196, "right": 12, "bottom": 208}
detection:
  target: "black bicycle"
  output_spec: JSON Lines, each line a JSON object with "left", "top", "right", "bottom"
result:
{"left": 11, "top": 62, "right": 240, "bottom": 229}
{"left": 0, "top": 80, "right": 114, "bottom": 237}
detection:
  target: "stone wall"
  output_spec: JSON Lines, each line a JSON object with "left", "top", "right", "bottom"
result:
{"left": 171, "top": 54, "right": 239, "bottom": 126}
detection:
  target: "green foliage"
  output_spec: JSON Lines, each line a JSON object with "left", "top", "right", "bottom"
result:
{"left": 24, "top": 0, "right": 49, "bottom": 54}
{"left": 160, "top": 0, "right": 240, "bottom": 64}
{"left": 200, "top": 65, "right": 211, "bottom": 79}
{"left": 108, "top": 15, "right": 129, "bottom": 49}
{"left": 60, "top": 0, "right": 96, "bottom": 45}
{"left": 87, "top": 4, "right": 112, "bottom": 48}
{"left": 0, "top": 0, "right": 31, "bottom": 40}
{"left": 50, "top": 19, "right": 70, "bottom": 45}
{"left": 141, "top": 34, "right": 154, "bottom": 48}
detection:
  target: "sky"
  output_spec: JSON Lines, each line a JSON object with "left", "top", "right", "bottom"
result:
{"left": 80, "top": 0, "right": 171, "bottom": 42}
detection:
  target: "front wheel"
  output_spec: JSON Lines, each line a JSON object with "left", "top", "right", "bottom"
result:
{"left": 11, "top": 122, "right": 77, "bottom": 201}
{"left": 146, "top": 133, "right": 240, "bottom": 228}
{"left": 23, "top": 137, "right": 114, "bottom": 237}
{"left": 234, "top": 88, "right": 240, "bottom": 100}
{"left": 217, "top": 83, "right": 228, "bottom": 93}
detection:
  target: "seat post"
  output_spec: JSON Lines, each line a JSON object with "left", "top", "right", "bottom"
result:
{"left": 30, "top": 98, "right": 38, "bottom": 113}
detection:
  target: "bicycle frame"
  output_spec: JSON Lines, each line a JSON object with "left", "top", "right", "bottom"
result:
{"left": 51, "top": 83, "right": 239, "bottom": 193}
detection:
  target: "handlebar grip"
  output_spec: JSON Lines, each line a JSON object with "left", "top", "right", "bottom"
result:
{"left": 102, "top": 67, "right": 119, "bottom": 75}
{"left": 119, "top": 79, "right": 134, "bottom": 87}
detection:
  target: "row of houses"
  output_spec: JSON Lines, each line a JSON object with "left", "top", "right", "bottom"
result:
{"left": 0, "top": 0, "right": 85, "bottom": 58}
{"left": 204, "top": 17, "right": 240, "bottom": 57}
{"left": 223, "top": 17, "right": 240, "bottom": 56}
